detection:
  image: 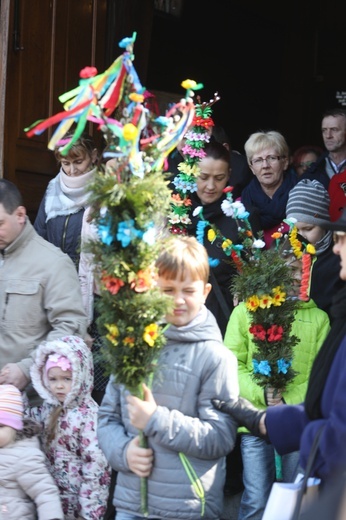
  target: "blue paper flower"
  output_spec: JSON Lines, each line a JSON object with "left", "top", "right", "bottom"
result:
{"left": 277, "top": 358, "right": 292, "bottom": 374}
{"left": 196, "top": 220, "right": 208, "bottom": 243}
{"left": 209, "top": 257, "right": 220, "bottom": 267}
{"left": 253, "top": 359, "right": 271, "bottom": 376}
{"left": 116, "top": 219, "right": 142, "bottom": 247}
{"left": 98, "top": 222, "right": 113, "bottom": 245}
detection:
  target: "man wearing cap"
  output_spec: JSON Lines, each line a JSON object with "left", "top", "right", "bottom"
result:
{"left": 0, "top": 179, "right": 87, "bottom": 403}
{"left": 286, "top": 178, "right": 345, "bottom": 319}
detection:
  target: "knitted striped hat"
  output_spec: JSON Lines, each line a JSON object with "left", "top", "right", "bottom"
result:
{"left": 286, "top": 179, "right": 330, "bottom": 226}
{"left": 0, "top": 384, "right": 24, "bottom": 430}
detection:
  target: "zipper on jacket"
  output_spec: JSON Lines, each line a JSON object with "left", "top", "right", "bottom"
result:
{"left": 2, "top": 293, "right": 9, "bottom": 320}
{"left": 61, "top": 215, "right": 70, "bottom": 253}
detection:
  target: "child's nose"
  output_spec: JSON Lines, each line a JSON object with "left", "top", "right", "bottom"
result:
{"left": 174, "top": 293, "right": 185, "bottom": 304}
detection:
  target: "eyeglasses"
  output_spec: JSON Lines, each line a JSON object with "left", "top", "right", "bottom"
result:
{"left": 297, "top": 161, "right": 315, "bottom": 169}
{"left": 250, "top": 155, "right": 284, "bottom": 167}
{"left": 333, "top": 231, "right": 346, "bottom": 244}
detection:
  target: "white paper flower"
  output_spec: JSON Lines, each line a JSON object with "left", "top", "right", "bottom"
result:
{"left": 221, "top": 199, "right": 233, "bottom": 217}
{"left": 193, "top": 206, "right": 203, "bottom": 217}
{"left": 252, "top": 239, "right": 266, "bottom": 249}
{"left": 169, "top": 214, "right": 181, "bottom": 224}
{"left": 232, "top": 200, "right": 246, "bottom": 214}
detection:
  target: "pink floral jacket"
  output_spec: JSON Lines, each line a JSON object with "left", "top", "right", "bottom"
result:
{"left": 28, "top": 335, "right": 111, "bottom": 520}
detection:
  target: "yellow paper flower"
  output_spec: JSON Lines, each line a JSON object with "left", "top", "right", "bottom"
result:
{"left": 207, "top": 229, "right": 216, "bottom": 242}
{"left": 246, "top": 295, "right": 260, "bottom": 312}
{"left": 105, "top": 323, "right": 119, "bottom": 337}
{"left": 123, "top": 123, "right": 138, "bottom": 141}
{"left": 181, "top": 79, "right": 197, "bottom": 90}
{"left": 259, "top": 295, "right": 273, "bottom": 309}
{"left": 272, "top": 286, "right": 286, "bottom": 306}
{"left": 129, "top": 92, "right": 144, "bottom": 103}
{"left": 306, "top": 244, "right": 316, "bottom": 255}
{"left": 105, "top": 323, "right": 119, "bottom": 346}
{"left": 222, "top": 238, "right": 233, "bottom": 250}
{"left": 289, "top": 227, "right": 303, "bottom": 259}
{"left": 177, "top": 162, "right": 200, "bottom": 177}
{"left": 143, "top": 323, "right": 159, "bottom": 347}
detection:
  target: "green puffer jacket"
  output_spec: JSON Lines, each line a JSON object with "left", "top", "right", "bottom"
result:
{"left": 224, "top": 300, "right": 330, "bottom": 433}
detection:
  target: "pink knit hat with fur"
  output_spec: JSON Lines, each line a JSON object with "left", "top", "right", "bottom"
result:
{"left": 0, "top": 384, "right": 24, "bottom": 430}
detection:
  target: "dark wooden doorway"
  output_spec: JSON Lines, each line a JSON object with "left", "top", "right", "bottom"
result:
{"left": 3, "top": 0, "right": 107, "bottom": 222}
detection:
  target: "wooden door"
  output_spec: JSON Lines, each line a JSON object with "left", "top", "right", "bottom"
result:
{"left": 3, "top": 0, "right": 107, "bottom": 221}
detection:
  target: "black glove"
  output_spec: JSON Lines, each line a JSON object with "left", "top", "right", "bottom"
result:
{"left": 212, "top": 396, "right": 269, "bottom": 441}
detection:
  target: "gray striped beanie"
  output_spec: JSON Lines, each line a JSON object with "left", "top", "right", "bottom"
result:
{"left": 286, "top": 179, "right": 330, "bottom": 225}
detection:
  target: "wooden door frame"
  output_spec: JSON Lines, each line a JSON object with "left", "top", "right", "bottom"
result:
{"left": 0, "top": 0, "right": 10, "bottom": 177}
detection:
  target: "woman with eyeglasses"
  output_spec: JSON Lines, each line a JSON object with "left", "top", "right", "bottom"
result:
{"left": 241, "top": 130, "right": 298, "bottom": 248}
{"left": 291, "top": 144, "right": 323, "bottom": 177}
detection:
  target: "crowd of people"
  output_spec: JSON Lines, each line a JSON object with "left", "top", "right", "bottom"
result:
{"left": 1, "top": 106, "right": 346, "bottom": 520}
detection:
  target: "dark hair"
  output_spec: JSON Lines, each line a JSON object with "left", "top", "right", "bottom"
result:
{"left": 211, "top": 125, "right": 230, "bottom": 147}
{"left": 203, "top": 138, "right": 230, "bottom": 165}
{"left": 292, "top": 145, "right": 323, "bottom": 168}
{"left": 322, "top": 108, "right": 346, "bottom": 120}
{"left": 0, "top": 179, "right": 23, "bottom": 214}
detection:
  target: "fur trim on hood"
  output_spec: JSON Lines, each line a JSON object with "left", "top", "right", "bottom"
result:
{"left": 30, "top": 335, "right": 93, "bottom": 408}
{"left": 15, "top": 418, "right": 42, "bottom": 440}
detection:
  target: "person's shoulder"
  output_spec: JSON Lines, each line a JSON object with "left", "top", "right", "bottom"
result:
{"left": 32, "top": 232, "right": 75, "bottom": 262}
{"left": 297, "top": 299, "right": 330, "bottom": 324}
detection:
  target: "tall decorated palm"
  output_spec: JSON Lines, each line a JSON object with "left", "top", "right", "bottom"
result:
{"left": 25, "top": 33, "right": 201, "bottom": 515}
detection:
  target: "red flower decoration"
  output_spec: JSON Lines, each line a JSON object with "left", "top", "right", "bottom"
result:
{"left": 223, "top": 186, "right": 234, "bottom": 193}
{"left": 101, "top": 274, "right": 125, "bottom": 295}
{"left": 249, "top": 324, "right": 266, "bottom": 340}
{"left": 80, "top": 66, "right": 98, "bottom": 79}
{"left": 267, "top": 325, "right": 284, "bottom": 342}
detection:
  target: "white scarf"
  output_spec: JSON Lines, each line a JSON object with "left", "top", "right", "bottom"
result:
{"left": 44, "top": 167, "right": 96, "bottom": 222}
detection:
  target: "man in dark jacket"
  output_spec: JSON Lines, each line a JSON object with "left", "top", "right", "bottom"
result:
{"left": 302, "top": 108, "right": 346, "bottom": 189}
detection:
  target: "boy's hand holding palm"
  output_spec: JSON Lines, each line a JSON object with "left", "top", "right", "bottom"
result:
{"left": 126, "top": 383, "right": 157, "bottom": 477}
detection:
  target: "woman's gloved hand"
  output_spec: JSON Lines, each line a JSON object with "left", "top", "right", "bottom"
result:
{"left": 212, "top": 396, "right": 268, "bottom": 440}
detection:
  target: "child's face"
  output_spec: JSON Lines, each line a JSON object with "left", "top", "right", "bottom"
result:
{"left": 157, "top": 272, "right": 211, "bottom": 327}
{"left": 287, "top": 257, "right": 302, "bottom": 296}
{"left": 295, "top": 222, "right": 325, "bottom": 245}
{"left": 47, "top": 367, "right": 73, "bottom": 403}
{"left": 0, "top": 424, "right": 16, "bottom": 447}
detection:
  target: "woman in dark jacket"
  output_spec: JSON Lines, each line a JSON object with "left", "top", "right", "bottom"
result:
{"left": 242, "top": 130, "right": 298, "bottom": 248}
{"left": 171, "top": 139, "right": 260, "bottom": 337}
{"left": 34, "top": 132, "right": 98, "bottom": 268}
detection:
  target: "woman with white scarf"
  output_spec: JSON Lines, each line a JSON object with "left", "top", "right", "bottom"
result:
{"left": 34, "top": 133, "right": 98, "bottom": 268}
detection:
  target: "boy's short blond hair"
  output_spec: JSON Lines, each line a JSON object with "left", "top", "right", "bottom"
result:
{"left": 155, "top": 236, "right": 210, "bottom": 284}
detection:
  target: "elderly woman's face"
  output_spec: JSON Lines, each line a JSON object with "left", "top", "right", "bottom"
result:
{"left": 249, "top": 147, "right": 289, "bottom": 193}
